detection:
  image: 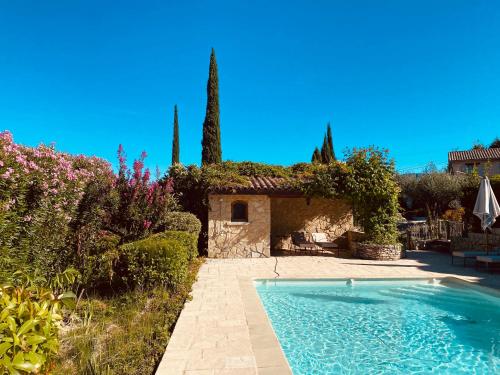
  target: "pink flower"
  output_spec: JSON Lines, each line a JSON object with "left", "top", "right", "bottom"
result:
{"left": 0, "top": 130, "right": 14, "bottom": 144}
{"left": 1, "top": 167, "right": 14, "bottom": 179}
{"left": 164, "top": 178, "right": 174, "bottom": 194}
{"left": 143, "top": 220, "right": 152, "bottom": 229}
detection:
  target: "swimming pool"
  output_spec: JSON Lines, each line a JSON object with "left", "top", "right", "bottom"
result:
{"left": 255, "top": 279, "right": 500, "bottom": 374}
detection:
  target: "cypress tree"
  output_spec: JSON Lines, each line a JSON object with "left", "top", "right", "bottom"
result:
{"left": 311, "top": 147, "right": 321, "bottom": 163}
{"left": 326, "top": 122, "right": 335, "bottom": 161}
{"left": 171, "top": 105, "right": 180, "bottom": 165}
{"left": 201, "top": 48, "right": 222, "bottom": 165}
{"left": 321, "top": 135, "right": 331, "bottom": 164}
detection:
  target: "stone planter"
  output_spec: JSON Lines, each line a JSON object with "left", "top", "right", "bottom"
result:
{"left": 355, "top": 242, "right": 403, "bottom": 260}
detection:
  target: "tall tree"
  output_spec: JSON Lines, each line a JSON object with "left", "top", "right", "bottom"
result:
{"left": 326, "top": 122, "right": 336, "bottom": 161}
{"left": 201, "top": 48, "right": 222, "bottom": 165}
{"left": 311, "top": 147, "right": 321, "bottom": 163}
{"left": 321, "top": 135, "right": 331, "bottom": 164}
{"left": 171, "top": 105, "right": 180, "bottom": 165}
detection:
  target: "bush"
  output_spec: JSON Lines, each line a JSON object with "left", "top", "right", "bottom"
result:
{"left": 0, "top": 270, "right": 77, "bottom": 374}
{"left": 0, "top": 131, "right": 177, "bottom": 282}
{"left": 54, "top": 259, "right": 204, "bottom": 375}
{"left": 153, "top": 230, "right": 199, "bottom": 260}
{"left": 162, "top": 212, "right": 201, "bottom": 236}
{"left": 80, "top": 231, "right": 121, "bottom": 290}
{"left": 344, "top": 148, "right": 401, "bottom": 245}
{"left": 118, "top": 236, "right": 189, "bottom": 289}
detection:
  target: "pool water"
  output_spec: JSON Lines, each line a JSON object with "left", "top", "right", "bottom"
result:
{"left": 255, "top": 279, "right": 500, "bottom": 375}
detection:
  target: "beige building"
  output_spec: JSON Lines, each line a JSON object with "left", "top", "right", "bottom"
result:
{"left": 448, "top": 148, "right": 500, "bottom": 176}
{"left": 207, "top": 176, "right": 354, "bottom": 258}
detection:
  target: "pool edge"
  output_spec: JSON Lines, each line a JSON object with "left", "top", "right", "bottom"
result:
{"left": 238, "top": 277, "right": 293, "bottom": 375}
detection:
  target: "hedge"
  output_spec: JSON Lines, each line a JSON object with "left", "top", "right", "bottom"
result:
{"left": 162, "top": 211, "right": 202, "bottom": 236}
{"left": 151, "top": 230, "right": 199, "bottom": 260}
{"left": 117, "top": 236, "right": 189, "bottom": 289}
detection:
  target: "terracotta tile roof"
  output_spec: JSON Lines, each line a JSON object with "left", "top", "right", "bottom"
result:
{"left": 211, "top": 176, "right": 302, "bottom": 195}
{"left": 448, "top": 148, "right": 500, "bottom": 162}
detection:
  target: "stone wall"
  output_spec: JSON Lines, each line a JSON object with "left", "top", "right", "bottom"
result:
{"left": 451, "top": 232, "right": 500, "bottom": 252}
{"left": 270, "top": 197, "right": 354, "bottom": 250}
{"left": 208, "top": 194, "right": 271, "bottom": 258}
{"left": 354, "top": 242, "right": 404, "bottom": 260}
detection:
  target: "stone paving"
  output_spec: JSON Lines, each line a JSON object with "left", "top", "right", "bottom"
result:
{"left": 156, "top": 251, "right": 500, "bottom": 375}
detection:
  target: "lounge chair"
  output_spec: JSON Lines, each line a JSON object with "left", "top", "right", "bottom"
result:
{"left": 291, "top": 232, "right": 317, "bottom": 253}
{"left": 451, "top": 250, "right": 500, "bottom": 267}
{"left": 476, "top": 255, "right": 500, "bottom": 273}
{"left": 312, "top": 232, "right": 340, "bottom": 256}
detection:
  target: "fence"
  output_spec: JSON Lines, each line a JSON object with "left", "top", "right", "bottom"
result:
{"left": 405, "top": 220, "right": 464, "bottom": 250}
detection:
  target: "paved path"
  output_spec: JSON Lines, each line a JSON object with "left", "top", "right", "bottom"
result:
{"left": 156, "top": 251, "right": 500, "bottom": 375}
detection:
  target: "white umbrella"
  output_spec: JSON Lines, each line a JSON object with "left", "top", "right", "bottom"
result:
{"left": 473, "top": 177, "right": 500, "bottom": 252}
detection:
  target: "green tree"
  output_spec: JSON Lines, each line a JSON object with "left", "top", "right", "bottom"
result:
{"left": 172, "top": 105, "right": 180, "bottom": 165}
{"left": 326, "top": 122, "right": 335, "bottom": 161}
{"left": 201, "top": 48, "right": 222, "bottom": 165}
{"left": 311, "top": 147, "right": 321, "bottom": 163}
{"left": 320, "top": 135, "right": 331, "bottom": 164}
{"left": 472, "top": 140, "right": 485, "bottom": 150}
{"left": 489, "top": 137, "right": 500, "bottom": 148}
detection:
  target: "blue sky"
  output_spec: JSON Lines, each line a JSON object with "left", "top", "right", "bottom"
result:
{"left": 1, "top": 0, "right": 499, "bottom": 174}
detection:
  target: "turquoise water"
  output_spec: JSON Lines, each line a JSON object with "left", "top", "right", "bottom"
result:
{"left": 255, "top": 279, "right": 500, "bottom": 375}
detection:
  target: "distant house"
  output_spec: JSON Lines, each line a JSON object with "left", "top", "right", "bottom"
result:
{"left": 448, "top": 148, "right": 500, "bottom": 176}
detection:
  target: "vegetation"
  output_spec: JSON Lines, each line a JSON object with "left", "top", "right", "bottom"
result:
{"left": 312, "top": 123, "right": 336, "bottom": 164}
{"left": 162, "top": 211, "right": 202, "bottom": 237}
{"left": 171, "top": 105, "right": 180, "bottom": 165}
{"left": 55, "top": 259, "right": 203, "bottom": 375}
{"left": 118, "top": 236, "right": 189, "bottom": 289}
{"left": 1, "top": 132, "right": 201, "bottom": 374}
{"left": 201, "top": 48, "right": 222, "bottom": 165}
{"left": 490, "top": 137, "right": 500, "bottom": 148}
{"left": 397, "top": 169, "right": 500, "bottom": 232}
{"left": 311, "top": 147, "right": 321, "bottom": 163}
{"left": 469, "top": 137, "right": 500, "bottom": 150}
{"left": 325, "top": 123, "right": 335, "bottom": 161}
{"left": 170, "top": 147, "right": 401, "bottom": 245}
{"left": 0, "top": 269, "right": 78, "bottom": 374}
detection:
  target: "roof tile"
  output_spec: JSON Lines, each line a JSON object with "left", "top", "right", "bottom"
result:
{"left": 211, "top": 176, "right": 301, "bottom": 195}
{"left": 448, "top": 148, "right": 500, "bottom": 162}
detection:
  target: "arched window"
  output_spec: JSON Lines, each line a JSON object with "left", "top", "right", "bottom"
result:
{"left": 231, "top": 201, "right": 248, "bottom": 222}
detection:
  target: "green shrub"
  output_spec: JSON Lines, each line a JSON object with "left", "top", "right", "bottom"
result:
{"left": 80, "top": 231, "right": 121, "bottom": 290}
{"left": 118, "top": 237, "right": 189, "bottom": 289}
{"left": 152, "top": 230, "right": 199, "bottom": 260}
{"left": 54, "top": 259, "right": 204, "bottom": 375}
{"left": 0, "top": 270, "right": 77, "bottom": 374}
{"left": 162, "top": 212, "right": 201, "bottom": 236}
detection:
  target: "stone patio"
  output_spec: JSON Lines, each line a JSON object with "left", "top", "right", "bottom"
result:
{"left": 156, "top": 251, "right": 500, "bottom": 375}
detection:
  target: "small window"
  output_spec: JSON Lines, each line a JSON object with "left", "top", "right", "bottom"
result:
{"left": 231, "top": 201, "right": 248, "bottom": 222}
{"left": 465, "top": 163, "right": 474, "bottom": 174}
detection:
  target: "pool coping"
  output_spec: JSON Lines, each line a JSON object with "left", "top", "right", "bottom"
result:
{"left": 239, "top": 277, "right": 293, "bottom": 374}
{"left": 245, "top": 275, "right": 500, "bottom": 375}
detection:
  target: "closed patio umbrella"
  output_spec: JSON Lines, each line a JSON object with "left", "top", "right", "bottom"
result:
{"left": 473, "top": 177, "right": 500, "bottom": 253}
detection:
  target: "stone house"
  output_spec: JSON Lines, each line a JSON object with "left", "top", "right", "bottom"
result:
{"left": 448, "top": 148, "right": 500, "bottom": 176}
{"left": 207, "top": 176, "right": 354, "bottom": 258}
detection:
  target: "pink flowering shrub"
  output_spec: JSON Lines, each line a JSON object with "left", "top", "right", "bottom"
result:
{"left": 109, "top": 145, "right": 176, "bottom": 242}
{"left": 0, "top": 131, "right": 176, "bottom": 283}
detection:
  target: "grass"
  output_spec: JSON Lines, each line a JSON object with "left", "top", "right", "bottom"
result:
{"left": 54, "top": 258, "right": 204, "bottom": 375}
